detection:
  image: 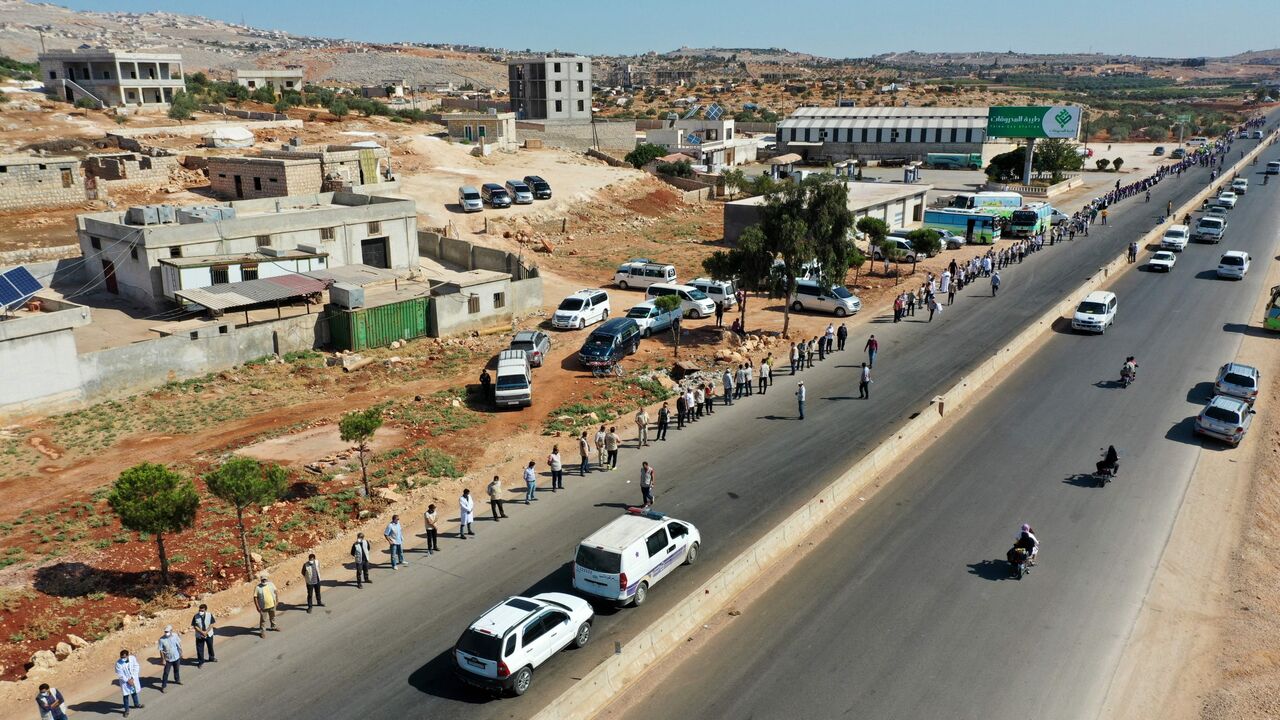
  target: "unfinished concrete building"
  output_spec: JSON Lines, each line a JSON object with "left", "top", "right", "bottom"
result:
{"left": 38, "top": 48, "right": 185, "bottom": 108}
{"left": 82, "top": 151, "right": 181, "bottom": 188}
{"left": 233, "top": 68, "right": 305, "bottom": 94}
{"left": 206, "top": 157, "right": 323, "bottom": 200}
{"left": 0, "top": 155, "right": 88, "bottom": 212}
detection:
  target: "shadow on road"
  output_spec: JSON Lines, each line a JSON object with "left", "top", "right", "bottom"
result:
{"left": 1164, "top": 416, "right": 1203, "bottom": 446}
{"left": 1062, "top": 473, "right": 1102, "bottom": 488}
{"left": 966, "top": 559, "right": 1014, "bottom": 582}
{"left": 408, "top": 649, "right": 491, "bottom": 705}
{"left": 1223, "top": 321, "right": 1269, "bottom": 337}
{"left": 1050, "top": 317, "right": 1075, "bottom": 334}
{"left": 69, "top": 700, "right": 124, "bottom": 714}
{"left": 1193, "top": 269, "right": 1222, "bottom": 281}
{"left": 1185, "top": 381, "right": 1215, "bottom": 403}
{"left": 1093, "top": 379, "right": 1125, "bottom": 390}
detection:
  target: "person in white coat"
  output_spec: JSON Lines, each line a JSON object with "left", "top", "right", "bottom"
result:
{"left": 458, "top": 489, "right": 475, "bottom": 539}
{"left": 115, "top": 649, "right": 143, "bottom": 716}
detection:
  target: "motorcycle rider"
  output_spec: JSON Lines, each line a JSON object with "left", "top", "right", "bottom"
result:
{"left": 1014, "top": 524, "right": 1039, "bottom": 566}
{"left": 1097, "top": 445, "right": 1119, "bottom": 476}
{"left": 1121, "top": 356, "right": 1138, "bottom": 384}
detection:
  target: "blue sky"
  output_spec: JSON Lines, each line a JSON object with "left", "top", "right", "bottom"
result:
{"left": 58, "top": 0, "right": 1280, "bottom": 58}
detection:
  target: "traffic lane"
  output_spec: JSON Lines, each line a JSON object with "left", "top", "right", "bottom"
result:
{"left": 117, "top": 157, "right": 1244, "bottom": 720}
{"left": 611, "top": 143, "right": 1280, "bottom": 720}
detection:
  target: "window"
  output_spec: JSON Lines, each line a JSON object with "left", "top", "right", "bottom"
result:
{"left": 241, "top": 263, "right": 259, "bottom": 281}
{"left": 367, "top": 221, "right": 381, "bottom": 234}
{"left": 169, "top": 246, "right": 182, "bottom": 258}
{"left": 668, "top": 522, "right": 688, "bottom": 538}
{"left": 645, "top": 529, "right": 669, "bottom": 558}
{"left": 577, "top": 100, "right": 584, "bottom": 112}
{"left": 49, "top": 70, "right": 57, "bottom": 79}
{"left": 950, "top": 128, "right": 959, "bottom": 142}
{"left": 256, "top": 235, "right": 271, "bottom": 247}
{"left": 576, "top": 63, "right": 583, "bottom": 72}
{"left": 493, "top": 291, "right": 505, "bottom": 309}
{"left": 523, "top": 615, "right": 554, "bottom": 647}
{"left": 553, "top": 62, "right": 561, "bottom": 73}
{"left": 130, "top": 246, "right": 138, "bottom": 260}
{"left": 90, "top": 237, "right": 101, "bottom": 250}
{"left": 219, "top": 325, "right": 229, "bottom": 335}
{"left": 555, "top": 100, "right": 563, "bottom": 113}
{"left": 253, "top": 177, "right": 262, "bottom": 191}
{"left": 320, "top": 227, "right": 335, "bottom": 240}
{"left": 467, "top": 295, "right": 480, "bottom": 314}
{"left": 554, "top": 80, "right": 562, "bottom": 92}
{"left": 504, "top": 635, "right": 517, "bottom": 658}
{"left": 577, "top": 80, "right": 584, "bottom": 92}
{"left": 190, "top": 331, "right": 199, "bottom": 340}
{"left": 210, "top": 266, "right": 230, "bottom": 284}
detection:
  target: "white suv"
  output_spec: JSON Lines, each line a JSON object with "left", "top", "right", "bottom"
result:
{"left": 1160, "top": 224, "right": 1189, "bottom": 252}
{"left": 454, "top": 593, "right": 594, "bottom": 696}
{"left": 874, "top": 237, "right": 927, "bottom": 262}
{"left": 551, "top": 290, "right": 610, "bottom": 330}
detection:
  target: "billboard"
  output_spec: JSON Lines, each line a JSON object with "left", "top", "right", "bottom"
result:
{"left": 987, "top": 106, "right": 1081, "bottom": 139}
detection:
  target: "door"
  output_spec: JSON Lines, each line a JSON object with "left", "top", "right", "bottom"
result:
{"left": 966, "top": 218, "right": 976, "bottom": 243}
{"left": 360, "top": 238, "right": 390, "bottom": 268}
{"left": 102, "top": 259, "right": 118, "bottom": 294}
{"left": 645, "top": 528, "right": 675, "bottom": 581}
{"left": 233, "top": 175, "right": 244, "bottom": 199}
{"left": 61, "top": 169, "right": 73, "bottom": 188}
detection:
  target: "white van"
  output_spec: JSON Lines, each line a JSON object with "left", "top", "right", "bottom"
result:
{"left": 494, "top": 350, "right": 532, "bottom": 408}
{"left": 645, "top": 283, "right": 716, "bottom": 319}
{"left": 790, "top": 278, "right": 861, "bottom": 317}
{"left": 1186, "top": 136, "right": 1210, "bottom": 147}
{"left": 572, "top": 509, "right": 701, "bottom": 607}
{"left": 613, "top": 261, "right": 676, "bottom": 290}
{"left": 1266, "top": 161, "right": 1280, "bottom": 176}
{"left": 688, "top": 277, "right": 737, "bottom": 309}
{"left": 551, "top": 289, "right": 611, "bottom": 330}
{"left": 1071, "top": 290, "right": 1117, "bottom": 334}
{"left": 1160, "top": 224, "right": 1190, "bottom": 252}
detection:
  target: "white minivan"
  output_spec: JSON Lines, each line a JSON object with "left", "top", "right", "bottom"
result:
{"left": 1071, "top": 290, "right": 1117, "bottom": 334}
{"left": 1160, "top": 224, "right": 1190, "bottom": 252}
{"left": 494, "top": 350, "right": 532, "bottom": 408}
{"left": 688, "top": 277, "right": 737, "bottom": 309}
{"left": 790, "top": 278, "right": 861, "bottom": 317}
{"left": 551, "top": 290, "right": 611, "bottom": 330}
{"left": 572, "top": 509, "right": 701, "bottom": 607}
{"left": 613, "top": 261, "right": 676, "bottom": 290}
{"left": 645, "top": 283, "right": 716, "bottom": 319}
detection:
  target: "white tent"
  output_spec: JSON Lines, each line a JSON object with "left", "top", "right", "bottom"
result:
{"left": 202, "top": 126, "right": 255, "bottom": 149}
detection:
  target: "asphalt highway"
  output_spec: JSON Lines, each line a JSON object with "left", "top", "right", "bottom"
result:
{"left": 60, "top": 129, "right": 1278, "bottom": 720}
{"left": 613, "top": 140, "right": 1280, "bottom": 719}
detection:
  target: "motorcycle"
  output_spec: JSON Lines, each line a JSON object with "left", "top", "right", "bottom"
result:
{"left": 1095, "top": 448, "right": 1119, "bottom": 487}
{"left": 1007, "top": 546, "right": 1031, "bottom": 580}
{"left": 1120, "top": 365, "right": 1137, "bottom": 388}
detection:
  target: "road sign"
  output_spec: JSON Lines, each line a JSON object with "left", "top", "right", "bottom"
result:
{"left": 987, "top": 106, "right": 1081, "bottom": 139}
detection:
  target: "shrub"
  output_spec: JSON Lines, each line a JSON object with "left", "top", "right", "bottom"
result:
{"left": 1095, "top": 158, "right": 1111, "bottom": 171}
{"left": 1112, "top": 158, "right": 1124, "bottom": 172}
{"left": 74, "top": 97, "right": 98, "bottom": 109}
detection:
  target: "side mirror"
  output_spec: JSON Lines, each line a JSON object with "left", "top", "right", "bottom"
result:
{"left": 1250, "top": 409, "right": 1257, "bottom": 415}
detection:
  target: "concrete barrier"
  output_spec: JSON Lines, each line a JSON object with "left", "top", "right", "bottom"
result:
{"left": 531, "top": 135, "right": 1276, "bottom": 720}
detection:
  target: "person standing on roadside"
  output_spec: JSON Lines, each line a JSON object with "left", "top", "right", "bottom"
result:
{"left": 487, "top": 475, "right": 508, "bottom": 520}
{"left": 523, "top": 460, "right": 538, "bottom": 502}
{"left": 837, "top": 323, "right": 848, "bottom": 351}
{"left": 759, "top": 357, "right": 770, "bottom": 395}
{"left": 36, "top": 683, "right": 68, "bottom": 720}
{"left": 864, "top": 334, "right": 879, "bottom": 368}
{"left": 115, "top": 650, "right": 143, "bottom": 716}
{"left": 479, "top": 367, "right": 493, "bottom": 408}
{"left": 594, "top": 424, "right": 607, "bottom": 467}
{"left": 191, "top": 604, "right": 216, "bottom": 666}
{"left": 423, "top": 506, "right": 440, "bottom": 553}
{"left": 547, "top": 446, "right": 564, "bottom": 490}
{"left": 384, "top": 515, "right": 405, "bottom": 569}
{"left": 714, "top": 300, "right": 725, "bottom": 327}
{"left": 634, "top": 406, "right": 650, "bottom": 447}
{"left": 859, "top": 363, "right": 872, "bottom": 399}
{"left": 156, "top": 624, "right": 182, "bottom": 691}
{"left": 790, "top": 342, "right": 800, "bottom": 374}
{"left": 301, "top": 553, "right": 322, "bottom": 613}
{"left": 656, "top": 402, "right": 670, "bottom": 441}
{"left": 639, "top": 461, "right": 655, "bottom": 508}
{"left": 605, "top": 427, "right": 621, "bottom": 469}
{"left": 351, "top": 532, "right": 372, "bottom": 586}
{"left": 253, "top": 574, "right": 279, "bottom": 637}
{"left": 825, "top": 324, "right": 835, "bottom": 354}
{"left": 459, "top": 489, "right": 475, "bottom": 538}
{"left": 991, "top": 270, "right": 1001, "bottom": 297}
{"left": 675, "top": 391, "right": 687, "bottom": 430}
{"left": 578, "top": 430, "right": 591, "bottom": 474}
{"left": 795, "top": 381, "right": 807, "bottom": 420}
{"left": 722, "top": 368, "right": 734, "bottom": 406}
{"left": 1128, "top": 240, "right": 1138, "bottom": 263}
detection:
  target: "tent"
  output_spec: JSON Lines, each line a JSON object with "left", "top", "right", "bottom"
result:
{"left": 202, "top": 126, "right": 255, "bottom": 149}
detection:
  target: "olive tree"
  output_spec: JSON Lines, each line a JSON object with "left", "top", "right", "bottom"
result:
{"left": 205, "top": 457, "right": 288, "bottom": 581}
{"left": 340, "top": 407, "right": 384, "bottom": 497}
{"left": 107, "top": 463, "right": 199, "bottom": 586}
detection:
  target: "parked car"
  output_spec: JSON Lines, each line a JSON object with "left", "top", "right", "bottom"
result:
{"left": 1216, "top": 191, "right": 1238, "bottom": 209}
{"left": 508, "top": 330, "right": 550, "bottom": 367}
{"left": 481, "top": 183, "right": 512, "bottom": 208}
{"left": 1192, "top": 216, "right": 1226, "bottom": 243}
{"left": 1148, "top": 250, "right": 1177, "bottom": 272}
{"left": 458, "top": 185, "right": 483, "bottom": 213}
{"left": 1160, "top": 224, "right": 1190, "bottom": 252}
{"left": 1195, "top": 394, "right": 1255, "bottom": 446}
{"left": 625, "top": 301, "right": 680, "bottom": 338}
{"left": 688, "top": 277, "right": 736, "bottom": 309}
{"left": 453, "top": 593, "right": 593, "bottom": 696}
{"left": 645, "top": 283, "right": 716, "bottom": 319}
{"left": 1153, "top": 146, "right": 1166, "bottom": 156}
{"left": 1251, "top": 129, "right": 1264, "bottom": 139}
{"left": 873, "top": 237, "right": 929, "bottom": 262}
{"left": 1205, "top": 204, "right": 1230, "bottom": 217}
{"left": 577, "top": 318, "right": 640, "bottom": 368}
{"left": 1216, "top": 250, "right": 1250, "bottom": 280}
{"left": 1214, "top": 362, "right": 1260, "bottom": 404}
{"left": 523, "top": 175, "right": 553, "bottom": 200}
{"left": 493, "top": 350, "right": 532, "bottom": 408}
{"left": 790, "top": 278, "right": 861, "bottom": 317}
{"left": 1071, "top": 290, "right": 1117, "bottom": 334}
{"left": 1230, "top": 178, "right": 1249, "bottom": 195}
{"left": 613, "top": 261, "right": 676, "bottom": 290}
{"left": 551, "top": 289, "right": 610, "bottom": 330}
{"left": 1048, "top": 208, "right": 1071, "bottom": 226}
{"left": 572, "top": 509, "right": 701, "bottom": 607}
{"left": 504, "top": 180, "right": 534, "bottom": 204}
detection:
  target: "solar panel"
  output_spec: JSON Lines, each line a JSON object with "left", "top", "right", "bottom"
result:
{"left": 0, "top": 266, "right": 43, "bottom": 310}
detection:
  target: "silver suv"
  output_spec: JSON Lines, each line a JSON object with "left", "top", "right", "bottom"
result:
{"left": 1214, "top": 362, "right": 1260, "bottom": 404}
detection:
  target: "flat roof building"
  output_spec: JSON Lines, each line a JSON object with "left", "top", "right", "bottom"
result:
{"left": 443, "top": 110, "right": 519, "bottom": 151}
{"left": 724, "top": 181, "right": 932, "bottom": 243}
{"left": 38, "top": 48, "right": 185, "bottom": 108}
{"left": 0, "top": 155, "right": 88, "bottom": 212}
{"left": 233, "top": 68, "right": 305, "bottom": 94}
{"left": 509, "top": 55, "right": 592, "bottom": 123}
{"left": 777, "top": 107, "right": 989, "bottom": 164}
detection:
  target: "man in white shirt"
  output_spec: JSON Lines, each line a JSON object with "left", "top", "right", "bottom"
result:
{"left": 795, "top": 381, "right": 806, "bottom": 420}
{"left": 115, "top": 649, "right": 142, "bottom": 716}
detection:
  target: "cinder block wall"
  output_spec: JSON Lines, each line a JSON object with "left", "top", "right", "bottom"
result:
{"left": 207, "top": 158, "right": 321, "bottom": 200}
{"left": 517, "top": 121, "right": 637, "bottom": 151}
{"left": 0, "top": 161, "right": 87, "bottom": 211}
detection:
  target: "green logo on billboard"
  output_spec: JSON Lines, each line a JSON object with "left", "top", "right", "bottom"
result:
{"left": 1053, "top": 109, "right": 1072, "bottom": 129}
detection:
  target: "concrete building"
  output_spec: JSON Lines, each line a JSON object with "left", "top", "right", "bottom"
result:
{"left": 776, "top": 107, "right": 989, "bottom": 164}
{"left": 0, "top": 294, "right": 92, "bottom": 415}
{"left": 0, "top": 155, "right": 88, "bottom": 212}
{"left": 82, "top": 151, "right": 180, "bottom": 188}
{"left": 233, "top": 68, "right": 305, "bottom": 94}
{"left": 443, "top": 110, "right": 519, "bottom": 151}
{"left": 76, "top": 192, "right": 418, "bottom": 310}
{"left": 38, "top": 48, "right": 185, "bottom": 108}
{"left": 508, "top": 55, "right": 592, "bottom": 122}
{"left": 643, "top": 117, "right": 758, "bottom": 171}
{"left": 206, "top": 144, "right": 395, "bottom": 200}
{"left": 724, "top": 182, "right": 932, "bottom": 243}
{"left": 360, "top": 79, "right": 406, "bottom": 100}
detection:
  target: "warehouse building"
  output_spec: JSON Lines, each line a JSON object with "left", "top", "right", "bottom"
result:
{"left": 724, "top": 181, "right": 931, "bottom": 243}
{"left": 776, "top": 107, "right": 989, "bottom": 164}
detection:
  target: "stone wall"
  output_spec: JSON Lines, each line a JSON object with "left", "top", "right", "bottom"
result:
{"left": 206, "top": 157, "right": 323, "bottom": 200}
{"left": 516, "top": 120, "right": 637, "bottom": 151}
{"left": 83, "top": 152, "right": 180, "bottom": 187}
{"left": 0, "top": 158, "right": 88, "bottom": 212}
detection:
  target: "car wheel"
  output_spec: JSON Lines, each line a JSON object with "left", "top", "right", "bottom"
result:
{"left": 632, "top": 581, "right": 649, "bottom": 607}
{"left": 791, "top": 301, "right": 804, "bottom": 312}
{"left": 573, "top": 621, "right": 591, "bottom": 648}
{"left": 690, "top": 309, "right": 702, "bottom": 319}
{"left": 618, "top": 281, "right": 629, "bottom": 290}
{"left": 577, "top": 319, "right": 585, "bottom": 330}
{"left": 511, "top": 666, "right": 533, "bottom": 696}
{"left": 641, "top": 327, "right": 651, "bottom": 338}
{"left": 684, "top": 542, "right": 699, "bottom": 565}
{"left": 602, "top": 310, "right": 609, "bottom": 321}
{"left": 834, "top": 307, "right": 847, "bottom": 318}
{"left": 629, "top": 341, "right": 638, "bottom": 355}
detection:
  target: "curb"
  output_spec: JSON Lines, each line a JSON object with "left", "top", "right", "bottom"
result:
{"left": 530, "top": 133, "right": 1276, "bottom": 720}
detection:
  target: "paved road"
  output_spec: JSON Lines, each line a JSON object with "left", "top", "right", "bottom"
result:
{"left": 61, "top": 130, "right": 1276, "bottom": 720}
{"left": 614, "top": 139, "right": 1280, "bottom": 720}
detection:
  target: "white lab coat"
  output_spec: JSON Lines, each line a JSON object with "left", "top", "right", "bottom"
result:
{"left": 115, "top": 655, "right": 141, "bottom": 696}
{"left": 459, "top": 495, "right": 474, "bottom": 525}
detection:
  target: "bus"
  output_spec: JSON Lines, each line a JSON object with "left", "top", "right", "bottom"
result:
{"left": 1266, "top": 285, "right": 1280, "bottom": 332}
{"left": 923, "top": 208, "right": 1002, "bottom": 245}
{"left": 950, "top": 191, "right": 1024, "bottom": 213}
{"left": 926, "top": 153, "right": 984, "bottom": 170}
{"left": 1009, "top": 203, "right": 1054, "bottom": 238}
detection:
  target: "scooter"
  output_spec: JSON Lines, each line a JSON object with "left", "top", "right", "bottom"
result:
{"left": 1007, "top": 546, "right": 1031, "bottom": 580}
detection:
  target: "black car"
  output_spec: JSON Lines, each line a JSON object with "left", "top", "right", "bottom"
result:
{"left": 523, "top": 175, "right": 553, "bottom": 200}
{"left": 481, "top": 183, "right": 511, "bottom": 208}
{"left": 577, "top": 318, "right": 639, "bottom": 368}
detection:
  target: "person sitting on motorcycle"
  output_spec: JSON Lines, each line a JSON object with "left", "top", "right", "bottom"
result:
{"left": 1014, "top": 524, "right": 1039, "bottom": 566}
{"left": 1121, "top": 356, "right": 1138, "bottom": 382}
{"left": 1097, "top": 445, "right": 1119, "bottom": 476}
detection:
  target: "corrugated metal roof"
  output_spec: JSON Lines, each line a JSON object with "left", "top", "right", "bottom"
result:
{"left": 778, "top": 116, "right": 987, "bottom": 130}
{"left": 788, "top": 106, "right": 989, "bottom": 120}
{"left": 176, "top": 275, "right": 328, "bottom": 312}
